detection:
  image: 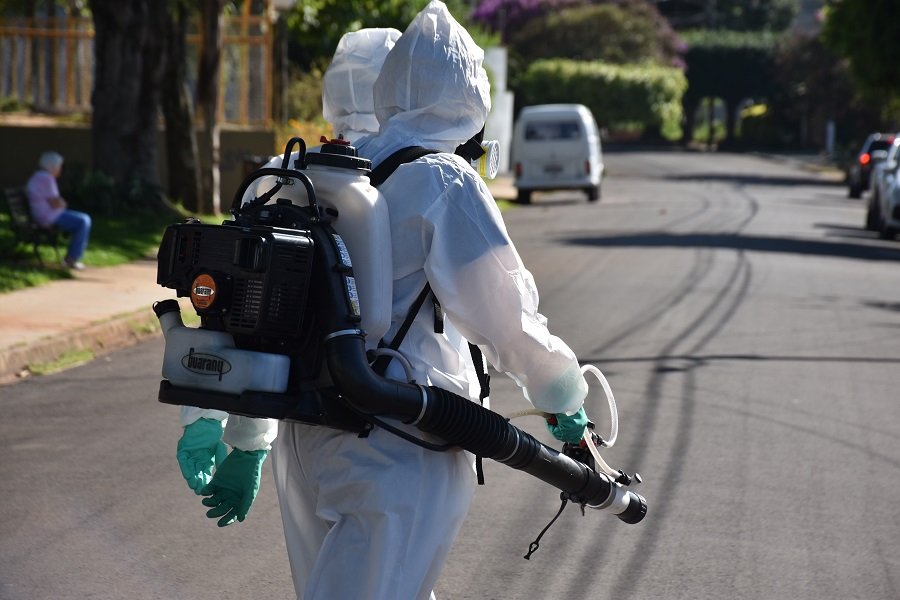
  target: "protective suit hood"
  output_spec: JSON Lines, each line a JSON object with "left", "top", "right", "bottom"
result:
{"left": 359, "top": 0, "right": 491, "bottom": 164}
{"left": 322, "top": 27, "right": 401, "bottom": 142}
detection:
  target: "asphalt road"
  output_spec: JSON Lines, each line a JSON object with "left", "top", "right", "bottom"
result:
{"left": 3, "top": 150, "right": 899, "bottom": 600}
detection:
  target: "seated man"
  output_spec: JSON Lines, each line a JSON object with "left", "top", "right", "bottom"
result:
{"left": 25, "top": 151, "right": 92, "bottom": 270}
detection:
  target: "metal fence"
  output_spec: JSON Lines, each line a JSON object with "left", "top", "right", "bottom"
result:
{"left": 0, "top": 14, "right": 273, "bottom": 126}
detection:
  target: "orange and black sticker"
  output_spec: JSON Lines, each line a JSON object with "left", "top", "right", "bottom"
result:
{"left": 191, "top": 274, "right": 217, "bottom": 309}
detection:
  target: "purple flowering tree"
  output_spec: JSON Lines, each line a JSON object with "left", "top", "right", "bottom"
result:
{"left": 471, "top": 0, "right": 587, "bottom": 41}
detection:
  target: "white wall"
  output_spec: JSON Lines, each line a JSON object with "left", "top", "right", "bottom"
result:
{"left": 484, "top": 47, "right": 514, "bottom": 174}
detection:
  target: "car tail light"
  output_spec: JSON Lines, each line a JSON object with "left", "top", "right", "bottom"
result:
{"left": 860, "top": 153, "right": 871, "bottom": 165}
{"left": 515, "top": 162, "right": 522, "bottom": 177}
{"left": 585, "top": 160, "right": 591, "bottom": 175}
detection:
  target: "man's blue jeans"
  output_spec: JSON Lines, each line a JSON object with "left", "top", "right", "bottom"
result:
{"left": 53, "top": 210, "right": 92, "bottom": 261}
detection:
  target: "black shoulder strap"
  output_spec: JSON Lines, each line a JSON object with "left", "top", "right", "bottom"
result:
{"left": 368, "top": 143, "right": 490, "bottom": 481}
{"left": 368, "top": 146, "right": 438, "bottom": 187}
{"left": 368, "top": 145, "right": 490, "bottom": 400}
{"left": 371, "top": 283, "right": 434, "bottom": 376}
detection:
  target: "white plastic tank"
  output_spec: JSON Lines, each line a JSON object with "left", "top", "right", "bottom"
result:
{"left": 290, "top": 140, "right": 393, "bottom": 346}
{"left": 155, "top": 300, "right": 290, "bottom": 394}
{"left": 304, "top": 143, "right": 393, "bottom": 345}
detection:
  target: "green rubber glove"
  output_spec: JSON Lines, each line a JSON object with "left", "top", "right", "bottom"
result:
{"left": 200, "top": 448, "right": 268, "bottom": 527}
{"left": 546, "top": 406, "right": 589, "bottom": 444}
{"left": 177, "top": 418, "right": 228, "bottom": 495}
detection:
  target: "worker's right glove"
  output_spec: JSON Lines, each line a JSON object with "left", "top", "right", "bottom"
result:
{"left": 177, "top": 418, "right": 228, "bottom": 495}
{"left": 546, "top": 406, "right": 589, "bottom": 444}
{"left": 200, "top": 448, "right": 268, "bottom": 527}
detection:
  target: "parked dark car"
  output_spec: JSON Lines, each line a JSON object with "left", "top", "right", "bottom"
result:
{"left": 848, "top": 132, "right": 895, "bottom": 198}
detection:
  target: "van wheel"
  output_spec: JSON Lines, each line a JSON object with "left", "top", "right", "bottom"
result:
{"left": 515, "top": 189, "right": 532, "bottom": 204}
{"left": 586, "top": 185, "right": 600, "bottom": 202}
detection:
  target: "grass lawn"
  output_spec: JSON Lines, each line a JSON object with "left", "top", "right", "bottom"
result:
{"left": 0, "top": 209, "right": 185, "bottom": 293}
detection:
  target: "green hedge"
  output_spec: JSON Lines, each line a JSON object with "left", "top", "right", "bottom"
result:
{"left": 516, "top": 59, "right": 687, "bottom": 134}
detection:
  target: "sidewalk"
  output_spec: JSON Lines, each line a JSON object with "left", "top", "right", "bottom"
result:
{"left": 0, "top": 175, "right": 519, "bottom": 385}
{"left": 0, "top": 257, "right": 184, "bottom": 384}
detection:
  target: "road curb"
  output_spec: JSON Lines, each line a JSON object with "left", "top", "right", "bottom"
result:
{"left": 0, "top": 306, "right": 164, "bottom": 386}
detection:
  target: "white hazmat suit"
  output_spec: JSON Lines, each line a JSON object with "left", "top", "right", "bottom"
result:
{"left": 271, "top": 2, "right": 588, "bottom": 599}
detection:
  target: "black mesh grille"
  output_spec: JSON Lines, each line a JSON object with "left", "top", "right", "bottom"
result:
{"left": 259, "top": 242, "right": 311, "bottom": 332}
{"left": 229, "top": 278, "right": 264, "bottom": 330}
{"left": 190, "top": 231, "right": 202, "bottom": 265}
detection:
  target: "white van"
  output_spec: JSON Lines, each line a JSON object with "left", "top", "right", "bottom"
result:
{"left": 512, "top": 103, "right": 603, "bottom": 204}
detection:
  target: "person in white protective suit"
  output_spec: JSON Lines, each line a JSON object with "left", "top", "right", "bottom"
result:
{"left": 174, "top": 27, "right": 402, "bottom": 519}
{"left": 241, "top": 27, "right": 402, "bottom": 203}
{"left": 270, "top": 2, "right": 591, "bottom": 598}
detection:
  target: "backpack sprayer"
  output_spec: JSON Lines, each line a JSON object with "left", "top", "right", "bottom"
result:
{"left": 153, "top": 137, "right": 647, "bottom": 535}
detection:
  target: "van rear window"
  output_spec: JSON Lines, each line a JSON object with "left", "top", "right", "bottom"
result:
{"left": 524, "top": 121, "right": 582, "bottom": 141}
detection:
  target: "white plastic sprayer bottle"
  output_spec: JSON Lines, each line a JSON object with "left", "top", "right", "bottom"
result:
{"left": 154, "top": 299, "right": 291, "bottom": 394}
{"left": 295, "top": 139, "right": 393, "bottom": 346}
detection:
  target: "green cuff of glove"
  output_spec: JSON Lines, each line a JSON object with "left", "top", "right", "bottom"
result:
{"left": 177, "top": 418, "right": 228, "bottom": 495}
{"left": 546, "top": 406, "right": 588, "bottom": 444}
{"left": 200, "top": 448, "right": 268, "bottom": 527}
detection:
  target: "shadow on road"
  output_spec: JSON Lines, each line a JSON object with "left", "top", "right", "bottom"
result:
{"left": 664, "top": 172, "right": 842, "bottom": 187}
{"left": 814, "top": 222, "right": 881, "bottom": 241}
{"left": 561, "top": 231, "right": 900, "bottom": 261}
{"left": 579, "top": 353, "right": 900, "bottom": 367}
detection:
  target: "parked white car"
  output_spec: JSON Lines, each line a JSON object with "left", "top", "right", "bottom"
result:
{"left": 512, "top": 103, "right": 603, "bottom": 204}
{"left": 865, "top": 134, "right": 900, "bottom": 238}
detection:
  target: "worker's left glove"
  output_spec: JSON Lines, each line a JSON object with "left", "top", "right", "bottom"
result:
{"left": 546, "top": 406, "right": 589, "bottom": 444}
{"left": 177, "top": 418, "right": 228, "bottom": 495}
{"left": 200, "top": 448, "right": 268, "bottom": 527}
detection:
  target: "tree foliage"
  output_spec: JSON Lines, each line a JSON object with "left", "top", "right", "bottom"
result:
{"left": 822, "top": 0, "right": 900, "bottom": 100}
{"left": 286, "top": 0, "right": 497, "bottom": 68}
{"left": 470, "top": 0, "right": 584, "bottom": 41}
{"left": 655, "top": 0, "right": 798, "bottom": 31}
{"left": 507, "top": 2, "right": 684, "bottom": 69}
{"left": 768, "top": 33, "right": 877, "bottom": 147}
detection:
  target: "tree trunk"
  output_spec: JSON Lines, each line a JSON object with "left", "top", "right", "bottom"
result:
{"left": 681, "top": 94, "right": 699, "bottom": 146}
{"left": 723, "top": 97, "right": 738, "bottom": 147}
{"left": 88, "top": 0, "right": 163, "bottom": 189}
{"left": 197, "top": 0, "right": 225, "bottom": 215}
{"left": 161, "top": 1, "right": 201, "bottom": 212}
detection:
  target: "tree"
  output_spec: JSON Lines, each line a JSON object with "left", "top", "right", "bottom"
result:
{"left": 655, "top": 0, "right": 798, "bottom": 31}
{"left": 507, "top": 2, "right": 684, "bottom": 69}
{"left": 768, "top": 34, "right": 869, "bottom": 148}
{"left": 822, "top": 0, "right": 900, "bottom": 102}
{"left": 160, "top": 0, "right": 201, "bottom": 212}
{"left": 197, "top": 0, "right": 225, "bottom": 215}
{"left": 286, "top": 0, "right": 495, "bottom": 69}
{"left": 470, "top": 0, "right": 585, "bottom": 42}
{"left": 88, "top": 0, "right": 165, "bottom": 194}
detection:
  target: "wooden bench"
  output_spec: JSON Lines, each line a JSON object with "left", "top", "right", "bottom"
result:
{"left": 3, "top": 187, "right": 62, "bottom": 266}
